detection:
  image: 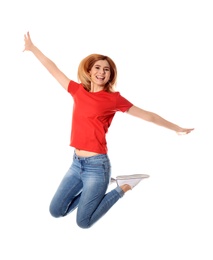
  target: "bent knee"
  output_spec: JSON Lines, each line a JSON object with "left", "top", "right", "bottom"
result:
{"left": 49, "top": 205, "right": 62, "bottom": 218}
{"left": 76, "top": 219, "right": 92, "bottom": 229}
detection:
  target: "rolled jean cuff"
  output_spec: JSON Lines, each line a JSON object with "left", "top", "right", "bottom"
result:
{"left": 115, "top": 185, "right": 125, "bottom": 198}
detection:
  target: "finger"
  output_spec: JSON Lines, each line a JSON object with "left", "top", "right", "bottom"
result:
{"left": 27, "top": 31, "right": 31, "bottom": 40}
{"left": 24, "top": 32, "right": 30, "bottom": 40}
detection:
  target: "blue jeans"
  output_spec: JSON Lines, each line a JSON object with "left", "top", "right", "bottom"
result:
{"left": 49, "top": 152, "right": 124, "bottom": 229}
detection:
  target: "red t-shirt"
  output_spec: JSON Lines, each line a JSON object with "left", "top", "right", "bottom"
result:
{"left": 67, "top": 80, "right": 133, "bottom": 154}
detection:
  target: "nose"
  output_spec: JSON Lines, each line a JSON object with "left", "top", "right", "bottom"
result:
{"left": 100, "top": 68, "right": 105, "bottom": 74}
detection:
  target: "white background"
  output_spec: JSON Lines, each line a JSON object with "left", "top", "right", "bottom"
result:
{"left": 0, "top": 0, "right": 212, "bottom": 259}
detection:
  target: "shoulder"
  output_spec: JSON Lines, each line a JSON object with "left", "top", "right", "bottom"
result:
{"left": 67, "top": 80, "right": 84, "bottom": 95}
{"left": 112, "top": 91, "right": 133, "bottom": 111}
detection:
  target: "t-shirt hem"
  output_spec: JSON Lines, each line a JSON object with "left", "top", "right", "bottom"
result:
{"left": 70, "top": 144, "right": 108, "bottom": 154}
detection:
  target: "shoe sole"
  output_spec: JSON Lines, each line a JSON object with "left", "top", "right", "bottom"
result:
{"left": 116, "top": 174, "right": 150, "bottom": 180}
{"left": 110, "top": 178, "right": 116, "bottom": 183}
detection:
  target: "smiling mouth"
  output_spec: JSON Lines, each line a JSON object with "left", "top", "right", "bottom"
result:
{"left": 96, "top": 76, "right": 105, "bottom": 80}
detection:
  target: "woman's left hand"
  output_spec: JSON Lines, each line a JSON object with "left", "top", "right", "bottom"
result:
{"left": 176, "top": 128, "right": 194, "bottom": 135}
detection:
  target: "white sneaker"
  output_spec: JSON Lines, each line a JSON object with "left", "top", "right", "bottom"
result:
{"left": 116, "top": 174, "right": 150, "bottom": 189}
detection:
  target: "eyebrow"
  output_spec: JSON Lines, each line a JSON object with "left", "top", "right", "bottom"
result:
{"left": 95, "top": 64, "right": 110, "bottom": 69}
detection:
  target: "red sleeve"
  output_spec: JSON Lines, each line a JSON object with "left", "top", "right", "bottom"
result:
{"left": 115, "top": 92, "right": 133, "bottom": 112}
{"left": 67, "top": 80, "right": 81, "bottom": 96}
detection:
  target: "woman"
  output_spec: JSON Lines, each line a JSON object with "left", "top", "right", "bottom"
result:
{"left": 23, "top": 32, "right": 194, "bottom": 229}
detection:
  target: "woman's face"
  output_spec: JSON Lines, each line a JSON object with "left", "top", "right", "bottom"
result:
{"left": 89, "top": 60, "right": 111, "bottom": 87}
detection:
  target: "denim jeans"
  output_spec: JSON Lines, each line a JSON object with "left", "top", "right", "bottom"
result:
{"left": 49, "top": 152, "right": 124, "bottom": 229}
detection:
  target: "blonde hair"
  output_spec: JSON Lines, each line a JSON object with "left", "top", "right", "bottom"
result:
{"left": 77, "top": 54, "right": 117, "bottom": 92}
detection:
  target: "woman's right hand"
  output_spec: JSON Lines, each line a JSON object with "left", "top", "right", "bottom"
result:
{"left": 23, "top": 31, "right": 34, "bottom": 52}
{"left": 22, "top": 31, "right": 70, "bottom": 90}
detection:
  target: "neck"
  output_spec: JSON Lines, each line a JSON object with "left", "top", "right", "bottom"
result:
{"left": 90, "top": 84, "right": 104, "bottom": 92}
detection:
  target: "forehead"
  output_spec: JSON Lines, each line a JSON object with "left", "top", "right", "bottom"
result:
{"left": 93, "top": 59, "right": 110, "bottom": 67}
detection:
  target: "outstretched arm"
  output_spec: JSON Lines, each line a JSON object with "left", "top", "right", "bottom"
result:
{"left": 127, "top": 105, "right": 194, "bottom": 135}
{"left": 23, "top": 32, "right": 70, "bottom": 91}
